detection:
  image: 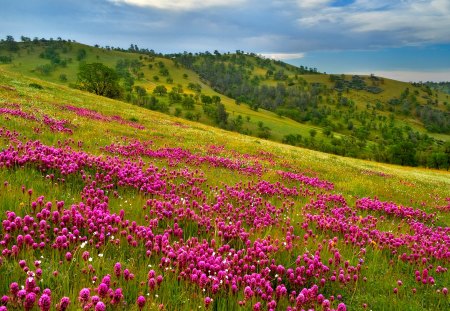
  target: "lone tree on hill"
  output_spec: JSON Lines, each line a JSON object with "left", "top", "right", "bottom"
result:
{"left": 77, "top": 63, "right": 122, "bottom": 98}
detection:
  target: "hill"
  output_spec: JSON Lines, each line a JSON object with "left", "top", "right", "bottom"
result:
{"left": 1, "top": 37, "right": 449, "bottom": 169}
{"left": 0, "top": 68, "right": 449, "bottom": 310}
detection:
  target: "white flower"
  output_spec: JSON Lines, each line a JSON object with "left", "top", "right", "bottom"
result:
{"left": 98, "top": 253, "right": 103, "bottom": 257}
{"left": 88, "top": 257, "right": 93, "bottom": 262}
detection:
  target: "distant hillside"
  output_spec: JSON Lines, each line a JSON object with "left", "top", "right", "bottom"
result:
{"left": 1, "top": 36, "right": 449, "bottom": 169}
{"left": 422, "top": 81, "right": 450, "bottom": 95}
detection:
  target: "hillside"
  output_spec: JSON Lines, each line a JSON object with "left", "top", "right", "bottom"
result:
{"left": 1, "top": 37, "right": 449, "bottom": 169}
{"left": 0, "top": 68, "right": 449, "bottom": 310}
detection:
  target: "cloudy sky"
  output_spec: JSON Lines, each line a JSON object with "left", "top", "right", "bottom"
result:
{"left": 1, "top": 0, "right": 450, "bottom": 81}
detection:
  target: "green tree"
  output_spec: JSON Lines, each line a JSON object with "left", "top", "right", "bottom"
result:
{"left": 77, "top": 49, "right": 87, "bottom": 61}
{"left": 153, "top": 85, "right": 167, "bottom": 96}
{"left": 5, "top": 35, "right": 19, "bottom": 52}
{"left": 77, "top": 63, "right": 122, "bottom": 98}
{"left": 182, "top": 96, "right": 195, "bottom": 110}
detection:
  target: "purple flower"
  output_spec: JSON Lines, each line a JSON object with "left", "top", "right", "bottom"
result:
{"left": 95, "top": 301, "right": 106, "bottom": 311}
{"left": 98, "top": 283, "right": 109, "bottom": 298}
{"left": 65, "top": 252, "right": 73, "bottom": 262}
{"left": 9, "top": 282, "right": 19, "bottom": 296}
{"left": 111, "top": 288, "right": 123, "bottom": 305}
{"left": 17, "top": 290, "right": 27, "bottom": 300}
{"left": 24, "top": 292, "right": 36, "bottom": 311}
{"left": 204, "top": 297, "right": 212, "bottom": 308}
{"left": 114, "top": 262, "right": 121, "bottom": 278}
{"left": 58, "top": 297, "right": 70, "bottom": 311}
{"left": 137, "top": 296, "right": 146, "bottom": 310}
{"left": 38, "top": 294, "right": 51, "bottom": 311}
{"left": 91, "top": 296, "right": 100, "bottom": 305}
{"left": 1, "top": 295, "right": 9, "bottom": 305}
{"left": 337, "top": 303, "right": 347, "bottom": 311}
{"left": 79, "top": 288, "right": 90, "bottom": 303}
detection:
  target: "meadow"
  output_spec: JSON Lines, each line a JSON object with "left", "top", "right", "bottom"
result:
{"left": 0, "top": 69, "right": 449, "bottom": 310}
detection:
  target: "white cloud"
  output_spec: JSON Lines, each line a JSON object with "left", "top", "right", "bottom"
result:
{"left": 296, "top": 0, "right": 332, "bottom": 9}
{"left": 109, "top": 0, "right": 246, "bottom": 10}
{"left": 260, "top": 52, "right": 305, "bottom": 60}
{"left": 297, "top": 0, "right": 450, "bottom": 45}
{"left": 350, "top": 70, "right": 450, "bottom": 83}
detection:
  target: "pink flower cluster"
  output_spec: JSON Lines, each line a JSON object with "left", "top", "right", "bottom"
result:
{"left": 42, "top": 115, "right": 73, "bottom": 134}
{"left": 102, "top": 140, "right": 264, "bottom": 175}
{"left": 277, "top": 170, "right": 334, "bottom": 190}
{"left": 1, "top": 106, "right": 73, "bottom": 134}
{"left": 64, "top": 105, "right": 145, "bottom": 130}
{"left": 0, "top": 126, "right": 448, "bottom": 310}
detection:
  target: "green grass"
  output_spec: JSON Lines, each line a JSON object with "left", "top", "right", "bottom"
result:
{"left": 0, "top": 69, "right": 449, "bottom": 309}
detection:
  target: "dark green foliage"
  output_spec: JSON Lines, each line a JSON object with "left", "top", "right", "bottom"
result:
{"left": 415, "top": 105, "right": 450, "bottom": 133}
{"left": 174, "top": 108, "right": 182, "bottom": 117}
{"left": 331, "top": 74, "right": 383, "bottom": 94}
{"left": 188, "top": 82, "right": 202, "bottom": 93}
{"left": 257, "top": 121, "right": 271, "bottom": 139}
{"left": 77, "top": 62, "right": 122, "bottom": 98}
{"left": 134, "top": 85, "right": 147, "bottom": 97}
{"left": 159, "top": 67, "right": 169, "bottom": 76}
{"left": 28, "top": 83, "right": 43, "bottom": 89}
{"left": 3, "top": 35, "right": 19, "bottom": 52}
{"left": 282, "top": 134, "right": 302, "bottom": 146}
{"left": 40, "top": 46, "right": 61, "bottom": 65}
{"left": 35, "top": 64, "right": 54, "bottom": 75}
{"left": 77, "top": 48, "right": 87, "bottom": 61}
{"left": 182, "top": 96, "right": 195, "bottom": 110}
{"left": 420, "top": 81, "right": 450, "bottom": 94}
{"left": 388, "top": 141, "right": 417, "bottom": 166}
{"left": 0, "top": 55, "right": 12, "bottom": 63}
{"left": 59, "top": 74, "right": 68, "bottom": 82}
{"left": 153, "top": 85, "right": 167, "bottom": 96}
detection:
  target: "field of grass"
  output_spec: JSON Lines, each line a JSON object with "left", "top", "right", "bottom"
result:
{"left": 0, "top": 42, "right": 347, "bottom": 145}
{"left": 0, "top": 69, "right": 449, "bottom": 310}
{"left": 3, "top": 40, "right": 450, "bottom": 165}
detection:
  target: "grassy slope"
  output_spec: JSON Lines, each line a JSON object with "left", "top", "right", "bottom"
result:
{"left": 3, "top": 42, "right": 448, "bottom": 148}
{"left": 0, "top": 43, "right": 332, "bottom": 143}
{"left": 0, "top": 69, "right": 449, "bottom": 310}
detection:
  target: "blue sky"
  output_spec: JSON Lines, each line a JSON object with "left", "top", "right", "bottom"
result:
{"left": 1, "top": 0, "right": 450, "bottom": 81}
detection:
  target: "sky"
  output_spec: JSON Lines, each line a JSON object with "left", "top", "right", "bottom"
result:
{"left": 1, "top": 0, "right": 450, "bottom": 81}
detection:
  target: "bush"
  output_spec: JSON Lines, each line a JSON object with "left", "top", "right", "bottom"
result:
{"left": 29, "top": 83, "right": 43, "bottom": 89}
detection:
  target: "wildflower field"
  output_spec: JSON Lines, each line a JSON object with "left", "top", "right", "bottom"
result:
{"left": 0, "top": 70, "right": 449, "bottom": 310}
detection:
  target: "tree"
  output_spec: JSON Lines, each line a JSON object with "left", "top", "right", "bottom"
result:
{"left": 153, "top": 85, "right": 167, "bottom": 96}
{"left": 77, "top": 63, "right": 122, "bottom": 98}
{"left": 5, "top": 35, "right": 19, "bottom": 52}
{"left": 77, "top": 49, "right": 87, "bottom": 61}
{"left": 182, "top": 96, "right": 195, "bottom": 110}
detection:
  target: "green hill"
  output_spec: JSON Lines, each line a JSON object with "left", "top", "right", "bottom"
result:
{"left": 0, "top": 66, "right": 449, "bottom": 311}
{"left": 1, "top": 37, "right": 449, "bottom": 169}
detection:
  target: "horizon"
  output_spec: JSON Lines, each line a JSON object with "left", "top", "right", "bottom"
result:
{"left": 1, "top": 0, "right": 450, "bottom": 82}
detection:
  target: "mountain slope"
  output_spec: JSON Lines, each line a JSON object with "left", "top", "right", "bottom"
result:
{"left": 1, "top": 38, "right": 449, "bottom": 169}
{"left": 1, "top": 69, "right": 449, "bottom": 311}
